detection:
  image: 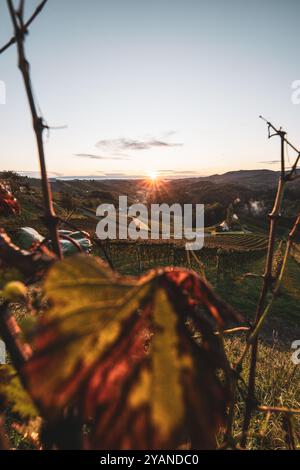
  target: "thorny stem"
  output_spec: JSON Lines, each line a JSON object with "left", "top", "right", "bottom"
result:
{"left": 239, "top": 211, "right": 300, "bottom": 447}
{"left": 239, "top": 120, "right": 300, "bottom": 447}
{"left": 240, "top": 148, "right": 286, "bottom": 447}
{"left": 0, "top": 0, "right": 48, "bottom": 54}
{"left": 236, "top": 217, "right": 298, "bottom": 356}
{"left": 6, "top": 0, "right": 62, "bottom": 259}
{"left": 248, "top": 216, "right": 300, "bottom": 342}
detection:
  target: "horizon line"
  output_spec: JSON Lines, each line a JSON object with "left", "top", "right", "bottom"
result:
{"left": 0, "top": 168, "right": 282, "bottom": 181}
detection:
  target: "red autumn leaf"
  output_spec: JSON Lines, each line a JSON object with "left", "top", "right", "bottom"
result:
{"left": 0, "top": 180, "right": 20, "bottom": 216}
{"left": 23, "top": 255, "right": 244, "bottom": 449}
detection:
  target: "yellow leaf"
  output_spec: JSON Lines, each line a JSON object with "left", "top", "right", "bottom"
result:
{"left": 23, "top": 255, "right": 241, "bottom": 449}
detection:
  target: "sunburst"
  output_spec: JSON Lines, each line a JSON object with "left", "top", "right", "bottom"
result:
{"left": 148, "top": 170, "right": 158, "bottom": 181}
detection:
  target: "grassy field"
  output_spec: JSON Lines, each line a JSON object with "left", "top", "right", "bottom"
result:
{"left": 224, "top": 334, "right": 300, "bottom": 449}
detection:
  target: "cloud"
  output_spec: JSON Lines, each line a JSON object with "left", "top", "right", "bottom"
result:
{"left": 96, "top": 136, "right": 183, "bottom": 152}
{"left": 158, "top": 170, "right": 197, "bottom": 174}
{"left": 74, "top": 153, "right": 131, "bottom": 160}
{"left": 257, "top": 160, "right": 280, "bottom": 164}
{"left": 75, "top": 133, "right": 182, "bottom": 163}
{"left": 97, "top": 172, "right": 143, "bottom": 179}
{"left": 18, "top": 170, "right": 64, "bottom": 178}
{"left": 153, "top": 169, "right": 201, "bottom": 177}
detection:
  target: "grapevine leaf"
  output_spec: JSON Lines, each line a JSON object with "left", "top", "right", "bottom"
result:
{"left": 23, "top": 255, "right": 243, "bottom": 449}
{"left": 0, "top": 181, "right": 20, "bottom": 216}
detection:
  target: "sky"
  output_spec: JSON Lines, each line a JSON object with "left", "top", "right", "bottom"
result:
{"left": 1, "top": 0, "right": 300, "bottom": 179}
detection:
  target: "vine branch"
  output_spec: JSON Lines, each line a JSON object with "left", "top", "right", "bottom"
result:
{"left": 240, "top": 119, "right": 300, "bottom": 447}
{"left": 0, "top": 0, "right": 48, "bottom": 55}
{"left": 5, "top": 0, "right": 62, "bottom": 259}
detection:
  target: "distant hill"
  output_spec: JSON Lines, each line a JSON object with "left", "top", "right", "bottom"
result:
{"left": 16, "top": 168, "right": 300, "bottom": 189}
{"left": 172, "top": 169, "right": 300, "bottom": 189}
{"left": 204, "top": 169, "right": 282, "bottom": 188}
{"left": 1, "top": 169, "right": 300, "bottom": 236}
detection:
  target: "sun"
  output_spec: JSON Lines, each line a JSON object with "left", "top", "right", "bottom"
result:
{"left": 148, "top": 170, "right": 158, "bottom": 181}
{"left": 142, "top": 169, "right": 165, "bottom": 194}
